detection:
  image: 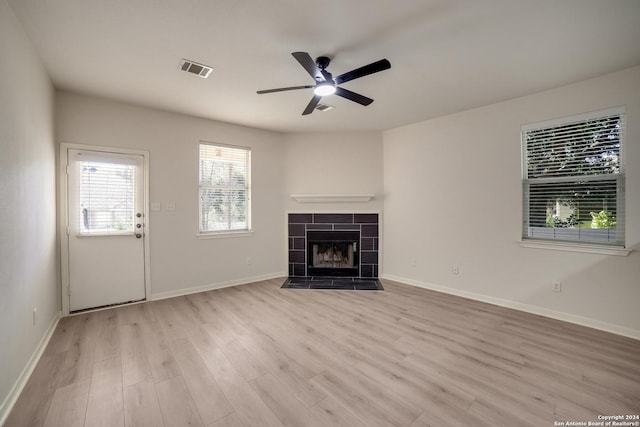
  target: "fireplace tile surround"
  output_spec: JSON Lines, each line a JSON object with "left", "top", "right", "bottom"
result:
{"left": 288, "top": 213, "right": 379, "bottom": 278}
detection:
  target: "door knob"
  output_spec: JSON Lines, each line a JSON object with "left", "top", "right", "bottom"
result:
{"left": 136, "top": 224, "right": 142, "bottom": 228}
{"left": 136, "top": 213, "right": 142, "bottom": 218}
{"left": 135, "top": 233, "right": 142, "bottom": 238}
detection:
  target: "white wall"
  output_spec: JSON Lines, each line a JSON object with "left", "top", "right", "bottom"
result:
{"left": 55, "top": 92, "right": 286, "bottom": 298}
{"left": 383, "top": 65, "right": 640, "bottom": 338}
{"left": 283, "top": 131, "right": 384, "bottom": 212}
{"left": 0, "top": 0, "right": 58, "bottom": 421}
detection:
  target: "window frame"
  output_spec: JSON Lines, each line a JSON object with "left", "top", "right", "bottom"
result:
{"left": 198, "top": 141, "right": 252, "bottom": 237}
{"left": 521, "top": 106, "right": 626, "bottom": 252}
{"left": 73, "top": 151, "right": 142, "bottom": 237}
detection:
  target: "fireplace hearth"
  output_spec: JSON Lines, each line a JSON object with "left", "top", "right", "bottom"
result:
{"left": 282, "top": 277, "right": 383, "bottom": 290}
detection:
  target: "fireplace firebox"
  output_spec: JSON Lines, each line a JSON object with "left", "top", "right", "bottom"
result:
{"left": 307, "top": 230, "right": 360, "bottom": 277}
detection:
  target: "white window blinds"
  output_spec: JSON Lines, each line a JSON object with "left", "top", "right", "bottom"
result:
{"left": 199, "top": 142, "right": 251, "bottom": 233}
{"left": 522, "top": 107, "right": 625, "bottom": 246}
{"left": 75, "top": 156, "right": 137, "bottom": 234}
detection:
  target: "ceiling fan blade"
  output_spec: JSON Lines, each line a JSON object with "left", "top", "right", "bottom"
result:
{"left": 292, "top": 52, "right": 323, "bottom": 81}
{"left": 257, "top": 85, "right": 313, "bottom": 94}
{"left": 335, "top": 87, "right": 374, "bottom": 106}
{"left": 334, "top": 59, "right": 391, "bottom": 85}
{"left": 302, "top": 95, "right": 322, "bottom": 115}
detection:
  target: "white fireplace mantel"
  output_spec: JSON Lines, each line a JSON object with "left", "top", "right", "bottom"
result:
{"left": 290, "top": 194, "right": 375, "bottom": 203}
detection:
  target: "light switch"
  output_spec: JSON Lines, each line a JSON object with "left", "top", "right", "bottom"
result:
{"left": 166, "top": 202, "right": 176, "bottom": 211}
{"left": 151, "top": 202, "right": 161, "bottom": 211}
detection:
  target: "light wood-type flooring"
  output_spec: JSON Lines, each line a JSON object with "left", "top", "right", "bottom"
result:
{"left": 6, "top": 278, "right": 640, "bottom": 426}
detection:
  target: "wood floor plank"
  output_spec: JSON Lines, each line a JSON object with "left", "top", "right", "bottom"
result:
{"left": 248, "top": 321, "right": 326, "bottom": 376}
{"left": 249, "top": 373, "right": 326, "bottom": 427}
{"left": 184, "top": 292, "right": 222, "bottom": 324}
{"left": 353, "top": 352, "right": 476, "bottom": 413}
{"left": 207, "top": 413, "right": 245, "bottom": 427}
{"left": 94, "top": 310, "right": 121, "bottom": 362}
{"left": 120, "top": 322, "right": 152, "bottom": 387}
{"left": 519, "top": 359, "right": 638, "bottom": 416}
{"left": 309, "top": 396, "right": 369, "bottom": 427}
{"left": 168, "top": 338, "right": 233, "bottom": 424}
{"left": 155, "top": 376, "right": 205, "bottom": 427}
{"left": 248, "top": 300, "right": 365, "bottom": 369}
{"left": 581, "top": 364, "right": 640, "bottom": 404}
{"left": 467, "top": 395, "right": 552, "bottom": 427}
{"left": 235, "top": 326, "right": 327, "bottom": 407}
{"left": 202, "top": 316, "right": 242, "bottom": 348}
{"left": 171, "top": 296, "right": 220, "bottom": 354}
{"left": 136, "top": 300, "right": 159, "bottom": 324}
{"left": 410, "top": 407, "right": 494, "bottom": 427}
{"left": 202, "top": 348, "right": 284, "bottom": 427}
{"left": 310, "top": 364, "right": 422, "bottom": 427}
{"left": 140, "top": 320, "right": 181, "bottom": 383}
{"left": 123, "top": 379, "right": 164, "bottom": 427}
{"left": 188, "top": 324, "right": 220, "bottom": 354}
{"left": 220, "top": 339, "right": 268, "bottom": 381}
{"left": 42, "top": 379, "right": 90, "bottom": 427}
{"left": 115, "top": 304, "right": 142, "bottom": 326}
{"left": 43, "top": 315, "right": 82, "bottom": 356}
{"left": 57, "top": 313, "right": 101, "bottom": 388}
{"left": 84, "top": 356, "right": 124, "bottom": 427}
{"left": 403, "top": 351, "right": 556, "bottom": 419}
{"left": 149, "top": 299, "right": 190, "bottom": 342}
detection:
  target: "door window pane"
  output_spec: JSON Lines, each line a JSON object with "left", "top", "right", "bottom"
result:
{"left": 77, "top": 160, "right": 136, "bottom": 234}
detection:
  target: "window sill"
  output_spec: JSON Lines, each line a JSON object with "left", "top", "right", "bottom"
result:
{"left": 76, "top": 232, "right": 134, "bottom": 237}
{"left": 197, "top": 230, "right": 253, "bottom": 239}
{"left": 520, "top": 240, "right": 631, "bottom": 256}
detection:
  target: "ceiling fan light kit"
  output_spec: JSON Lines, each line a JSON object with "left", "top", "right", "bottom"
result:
{"left": 314, "top": 82, "right": 336, "bottom": 96}
{"left": 257, "top": 52, "right": 391, "bottom": 115}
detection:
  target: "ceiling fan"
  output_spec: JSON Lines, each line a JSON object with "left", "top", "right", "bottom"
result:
{"left": 257, "top": 52, "right": 391, "bottom": 115}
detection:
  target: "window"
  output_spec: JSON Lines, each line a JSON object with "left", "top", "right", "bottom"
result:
{"left": 199, "top": 142, "right": 251, "bottom": 234}
{"left": 522, "top": 107, "right": 625, "bottom": 247}
{"left": 75, "top": 153, "right": 139, "bottom": 235}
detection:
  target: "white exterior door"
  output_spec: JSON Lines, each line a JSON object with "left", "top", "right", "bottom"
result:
{"left": 65, "top": 148, "right": 147, "bottom": 312}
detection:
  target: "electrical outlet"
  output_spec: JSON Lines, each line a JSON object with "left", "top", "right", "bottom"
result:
{"left": 451, "top": 265, "right": 459, "bottom": 275}
{"left": 246, "top": 256, "right": 252, "bottom": 265}
{"left": 32, "top": 308, "right": 37, "bottom": 326}
{"left": 552, "top": 281, "right": 562, "bottom": 292}
{"left": 410, "top": 258, "right": 416, "bottom": 267}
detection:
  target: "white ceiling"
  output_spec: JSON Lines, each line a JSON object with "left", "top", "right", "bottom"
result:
{"left": 8, "top": 0, "right": 640, "bottom": 133}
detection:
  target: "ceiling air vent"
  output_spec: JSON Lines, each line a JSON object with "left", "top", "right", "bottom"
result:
{"left": 315, "top": 103, "right": 334, "bottom": 112}
{"left": 179, "top": 59, "right": 213, "bottom": 78}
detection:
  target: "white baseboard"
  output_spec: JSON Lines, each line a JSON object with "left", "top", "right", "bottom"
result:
{"left": 151, "top": 272, "right": 287, "bottom": 301}
{"left": 0, "top": 311, "right": 61, "bottom": 426}
{"left": 381, "top": 274, "right": 640, "bottom": 341}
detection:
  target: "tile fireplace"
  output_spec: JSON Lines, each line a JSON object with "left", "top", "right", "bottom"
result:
{"left": 288, "top": 213, "right": 379, "bottom": 278}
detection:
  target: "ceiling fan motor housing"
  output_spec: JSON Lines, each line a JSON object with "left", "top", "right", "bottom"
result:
{"left": 315, "top": 56, "right": 331, "bottom": 70}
